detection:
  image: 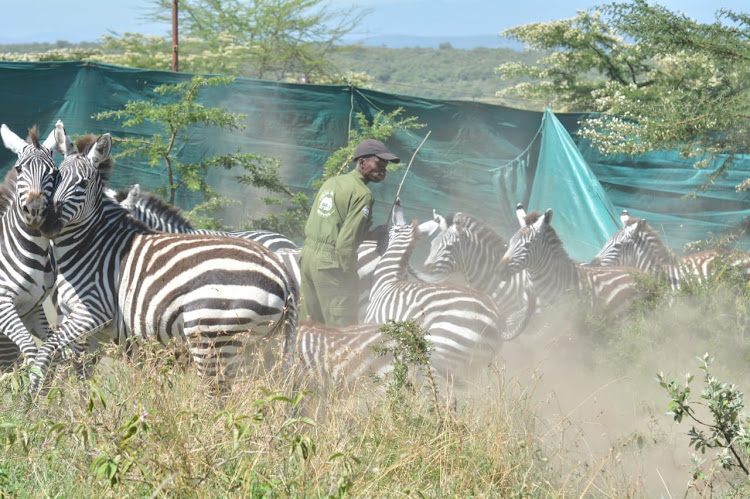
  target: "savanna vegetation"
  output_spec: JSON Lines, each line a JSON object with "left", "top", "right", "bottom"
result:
{"left": 0, "top": 0, "right": 749, "bottom": 495}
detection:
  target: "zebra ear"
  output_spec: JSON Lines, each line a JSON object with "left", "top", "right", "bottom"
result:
{"left": 88, "top": 133, "right": 112, "bottom": 167}
{"left": 44, "top": 120, "right": 62, "bottom": 153}
{"left": 620, "top": 210, "right": 630, "bottom": 226}
{"left": 52, "top": 120, "right": 75, "bottom": 157}
{"left": 122, "top": 183, "right": 140, "bottom": 210}
{"left": 0, "top": 124, "right": 27, "bottom": 155}
{"left": 515, "top": 203, "right": 526, "bottom": 227}
{"left": 417, "top": 219, "right": 439, "bottom": 236}
{"left": 543, "top": 209, "right": 553, "bottom": 224}
{"left": 391, "top": 199, "right": 406, "bottom": 226}
{"left": 433, "top": 210, "right": 448, "bottom": 231}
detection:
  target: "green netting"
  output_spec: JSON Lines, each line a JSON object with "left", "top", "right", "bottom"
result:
{"left": 0, "top": 61, "right": 748, "bottom": 261}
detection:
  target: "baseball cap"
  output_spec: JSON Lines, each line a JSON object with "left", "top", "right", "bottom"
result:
{"left": 353, "top": 139, "right": 400, "bottom": 163}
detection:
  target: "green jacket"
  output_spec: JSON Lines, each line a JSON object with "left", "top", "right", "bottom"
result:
{"left": 302, "top": 169, "right": 374, "bottom": 273}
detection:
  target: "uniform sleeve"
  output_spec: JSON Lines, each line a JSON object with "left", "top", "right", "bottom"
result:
{"left": 335, "top": 191, "right": 374, "bottom": 272}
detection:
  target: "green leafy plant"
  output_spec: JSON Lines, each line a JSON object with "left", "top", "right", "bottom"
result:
{"left": 657, "top": 354, "right": 750, "bottom": 488}
{"left": 371, "top": 319, "right": 443, "bottom": 423}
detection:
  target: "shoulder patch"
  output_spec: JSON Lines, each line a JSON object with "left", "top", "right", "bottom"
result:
{"left": 316, "top": 190, "right": 335, "bottom": 217}
{"left": 363, "top": 206, "right": 370, "bottom": 218}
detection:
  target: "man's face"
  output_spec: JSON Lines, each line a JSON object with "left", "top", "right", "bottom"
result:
{"left": 358, "top": 155, "right": 388, "bottom": 183}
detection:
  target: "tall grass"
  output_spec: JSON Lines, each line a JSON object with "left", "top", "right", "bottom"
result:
{"left": 0, "top": 335, "right": 644, "bottom": 497}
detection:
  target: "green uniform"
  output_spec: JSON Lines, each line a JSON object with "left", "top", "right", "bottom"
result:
{"left": 299, "top": 169, "right": 374, "bottom": 326}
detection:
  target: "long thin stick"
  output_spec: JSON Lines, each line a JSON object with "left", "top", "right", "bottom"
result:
{"left": 395, "top": 130, "right": 431, "bottom": 201}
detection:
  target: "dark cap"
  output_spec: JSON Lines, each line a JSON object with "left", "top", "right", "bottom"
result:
{"left": 353, "top": 139, "right": 400, "bottom": 163}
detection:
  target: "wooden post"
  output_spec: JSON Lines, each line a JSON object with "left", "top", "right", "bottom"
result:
{"left": 172, "top": 0, "right": 179, "bottom": 72}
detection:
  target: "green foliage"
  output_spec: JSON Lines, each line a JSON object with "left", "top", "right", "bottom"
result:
{"left": 142, "top": 0, "right": 367, "bottom": 81}
{"left": 497, "top": 0, "right": 750, "bottom": 189}
{"left": 328, "top": 45, "right": 536, "bottom": 103}
{"left": 320, "top": 108, "right": 425, "bottom": 184}
{"left": 657, "top": 354, "right": 750, "bottom": 487}
{"left": 93, "top": 75, "right": 301, "bottom": 229}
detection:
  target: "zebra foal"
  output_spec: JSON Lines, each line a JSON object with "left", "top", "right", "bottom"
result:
{"left": 30, "top": 131, "right": 297, "bottom": 393}
{"left": 294, "top": 318, "right": 392, "bottom": 387}
{"left": 590, "top": 210, "right": 750, "bottom": 290}
{"left": 498, "top": 206, "right": 645, "bottom": 316}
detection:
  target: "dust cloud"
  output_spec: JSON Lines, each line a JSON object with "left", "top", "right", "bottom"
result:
{"left": 490, "top": 291, "right": 749, "bottom": 495}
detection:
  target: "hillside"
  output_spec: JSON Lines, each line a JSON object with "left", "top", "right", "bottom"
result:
{"left": 329, "top": 44, "right": 538, "bottom": 106}
{"left": 0, "top": 41, "right": 539, "bottom": 108}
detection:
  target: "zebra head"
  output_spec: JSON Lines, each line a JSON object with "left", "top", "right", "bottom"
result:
{"left": 41, "top": 132, "right": 113, "bottom": 238}
{"left": 423, "top": 211, "right": 461, "bottom": 279}
{"left": 498, "top": 208, "right": 551, "bottom": 281}
{"left": 589, "top": 216, "right": 656, "bottom": 269}
{"left": 1, "top": 121, "right": 65, "bottom": 229}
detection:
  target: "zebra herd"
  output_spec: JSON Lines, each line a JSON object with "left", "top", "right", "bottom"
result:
{"left": 1, "top": 121, "right": 748, "bottom": 397}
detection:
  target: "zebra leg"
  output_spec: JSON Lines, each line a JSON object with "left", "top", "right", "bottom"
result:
{"left": 28, "top": 312, "right": 112, "bottom": 395}
{"left": 0, "top": 335, "right": 21, "bottom": 372}
{"left": 186, "top": 330, "right": 252, "bottom": 390}
{"left": 0, "top": 301, "right": 40, "bottom": 365}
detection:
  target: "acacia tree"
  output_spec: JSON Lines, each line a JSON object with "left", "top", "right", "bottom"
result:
{"left": 496, "top": 0, "right": 750, "bottom": 189}
{"left": 137, "top": 0, "right": 368, "bottom": 80}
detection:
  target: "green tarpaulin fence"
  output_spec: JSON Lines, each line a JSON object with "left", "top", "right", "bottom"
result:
{"left": 0, "top": 61, "right": 748, "bottom": 261}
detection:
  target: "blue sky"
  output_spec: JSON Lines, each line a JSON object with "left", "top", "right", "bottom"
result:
{"left": 1, "top": 0, "right": 746, "bottom": 45}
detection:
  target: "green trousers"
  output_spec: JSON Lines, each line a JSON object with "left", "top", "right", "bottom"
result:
{"left": 299, "top": 254, "right": 359, "bottom": 327}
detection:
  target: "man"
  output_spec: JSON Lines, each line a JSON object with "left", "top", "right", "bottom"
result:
{"left": 299, "top": 138, "right": 400, "bottom": 326}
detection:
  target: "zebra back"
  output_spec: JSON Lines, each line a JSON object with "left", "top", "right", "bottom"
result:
{"left": 365, "top": 217, "right": 508, "bottom": 378}
{"left": 500, "top": 208, "right": 643, "bottom": 314}
{"left": 115, "top": 184, "right": 298, "bottom": 252}
{"left": 31, "top": 132, "right": 298, "bottom": 394}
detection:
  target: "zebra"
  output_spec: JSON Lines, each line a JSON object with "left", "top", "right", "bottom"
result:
{"left": 30, "top": 131, "right": 298, "bottom": 394}
{"left": 364, "top": 201, "right": 508, "bottom": 381}
{"left": 109, "top": 183, "right": 407, "bottom": 319}
{"left": 0, "top": 122, "right": 65, "bottom": 370}
{"left": 497, "top": 205, "right": 645, "bottom": 316}
{"left": 420, "top": 210, "right": 534, "bottom": 339}
{"left": 113, "top": 183, "right": 299, "bottom": 252}
{"left": 294, "top": 318, "right": 392, "bottom": 388}
{"left": 590, "top": 210, "right": 750, "bottom": 290}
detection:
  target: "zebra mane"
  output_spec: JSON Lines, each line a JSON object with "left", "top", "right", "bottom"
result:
{"left": 0, "top": 169, "right": 15, "bottom": 217}
{"left": 101, "top": 194, "right": 155, "bottom": 234}
{"left": 27, "top": 126, "right": 40, "bottom": 149}
{"left": 524, "top": 210, "right": 543, "bottom": 225}
{"left": 450, "top": 212, "right": 508, "bottom": 247}
{"left": 75, "top": 134, "right": 114, "bottom": 184}
{"left": 123, "top": 188, "right": 194, "bottom": 230}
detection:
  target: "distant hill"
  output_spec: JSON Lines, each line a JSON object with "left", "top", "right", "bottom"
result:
{"left": 0, "top": 39, "right": 539, "bottom": 107}
{"left": 329, "top": 44, "right": 537, "bottom": 106}
{"left": 343, "top": 34, "right": 524, "bottom": 51}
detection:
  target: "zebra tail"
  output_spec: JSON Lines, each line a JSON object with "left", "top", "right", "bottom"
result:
{"left": 281, "top": 291, "right": 298, "bottom": 374}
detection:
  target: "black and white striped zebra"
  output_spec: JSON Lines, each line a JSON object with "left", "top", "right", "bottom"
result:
{"left": 31, "top": 132, "right": 297, "bottom": 393}
{"left": 364, "top": 202, "right": 507, "bottom": 379}
{"left": 114, "top": 183, "right": 298, "bottom": 252}
{"left": 590, "top": 210, "right": 750, "bottom": 290}
{"left": 109, "top": 184, "right": 400, "bottom": 318}
{"left": 498, "top": 205, "right": 644, "bottom": 315}
{"left": 294, "top": 318, "right": 392, "bottom": 387}
{"left": 421, "top": 210, "right": 534, "bottom": 339}
{"left": 0, "top": 122, "right": 65, "bottom": 370}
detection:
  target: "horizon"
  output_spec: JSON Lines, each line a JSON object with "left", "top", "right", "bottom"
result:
{"left": 1, "top": 0, "right": 746, "bottom": 49}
